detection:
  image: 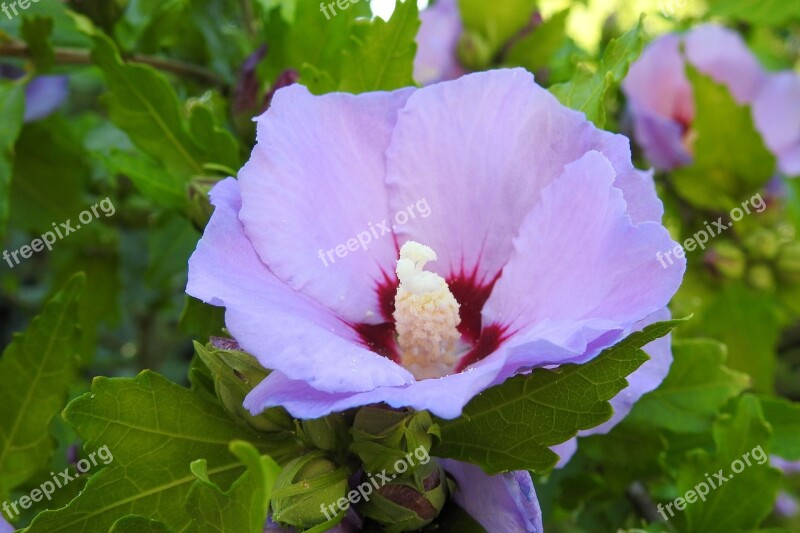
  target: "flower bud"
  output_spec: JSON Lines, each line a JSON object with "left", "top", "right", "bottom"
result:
{"left": 360, "top": 462, "right": 449, "bottom": 532}
{"left": 704, "top": 242, "right": 746, "bottom": 280}
{"left": 350, "top": 406, "right": 439, "bottom": 477}
{"left": 299, "top": 412, "right": 353, "bottom": 459}
{"left": 270, "top": 451, "right": 350, "bottom": 528}
{"left": 194, "top": 342, "right": 304, "bottom": 463}
{"left": 747, "top": 264, "right": 776, "bottom": 291}
{"left": 743, "top": 228, "right": 780, "bottom": 260}
{"left": 777, "top": 241, "right": 800, "bottom": 285}
{"left": 457, "top": 31, "right": 492, "bottom": 71}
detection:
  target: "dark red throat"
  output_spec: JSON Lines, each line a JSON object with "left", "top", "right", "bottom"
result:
{"left": 353, "top": 267, "right": 507, "bottom": 372}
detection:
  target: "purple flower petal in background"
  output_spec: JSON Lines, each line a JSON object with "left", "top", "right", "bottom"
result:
{"left": 188, "top": 69, "right": 683, "bottom": 427}
{"left": 0, "top": 65, "right": 69, "bottom": 123}
{"left": 772, "top": 456, "right": 800, "bottom": 475}
{"left": 0, "top": 515, "right": 13, "bottom": 533}
{"left": 771, "top": 457, "right": 800, "bottom": 518}
{"left": 753, "top": 72, "right": 800, "bottom": 177}
{"left": 414, "top": 0, "right": 465, "bottom": 85}
{"left": 775, "top": 492, "right": 799, "bottom": 518}
{"left": 623, "top": 24, "right": 778, "bottom": 172}
{"left": 440, "top": 460, "right": 543, "bottom": 532}
{"left": 23, "top": 75, "right": 69, "bottom": 122}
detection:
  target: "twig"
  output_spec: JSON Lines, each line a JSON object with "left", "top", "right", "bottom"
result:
{"left": 0, "top": 41, "right": 226, "bottom": 87}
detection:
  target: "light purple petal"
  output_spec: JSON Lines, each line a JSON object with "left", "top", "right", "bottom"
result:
{"left": 482, "top": 151, "right": 684, "bottom": 339}
{"left": 24, "top": 75, "right": 69, "bottom": 122}
{"left": 622, "top": 34, "right": 693, "bottom": 171}
{"left": 245, "top": 352, "right": 508, "bottom": 420}
{"left": 0, "top": 516, "right": 12, "bottom": 533}
{"left": 684, "top": 24, "right": 765, "bottom": 105}
{"left": 386, "top": 68, "right": 659, "bottom": 287}
{"left": 414, "top": 0, "right": 465, "bottom": 85}
{"left": 239, "top": 84, "right": 413, "bottom": 324}
{"left": 753, "top": 72, "right": 800, "bottom": 176}
{"left": 623, "top": 34, "right": 691, "bottom": 121}
{"left": 439, "top": 460, "right": 543, "bottom": 532}
{"left": 187, "top": 178, "right": 414, "bottom": 393}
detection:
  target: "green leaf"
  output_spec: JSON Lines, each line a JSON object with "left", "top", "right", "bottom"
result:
{"left": 578, "top": 421, "right": 668, "bottom": 493}
{"left": 338, "top": 0, "right": 420, "bottom": 93}
{"left": 188, "top": 104, "right": 240, "bottom": 174}
{"left": 433, "top": 318, "right": 687, "bottom": 474}
{"left": 26, "top": 371, "right": 272, "bottom": 532}
{"left": 90, "top": 32, "right": 205, "bottom": 186}
{"left": 21, "top": 16, "right": 56, "bottom": 72}
{"left": 184, "top": 441, "right": 281, "bottom": 533}
{"left": 671, "top": 66, "right": 776, "bottom": 210}
{"left": 625, "top": 339, "right": 750, "bottom": 433}
{"left": 0, "top": 81, "right": 25, "bottom": 237}
{"left": 0, "top": 274, "right": 84, "bottom": 496}
{"left": 504, "top": 9, "right": 569, "bottom": 73}
{"left": 10, "top": 119, "right": 90, "bottom": 234}
{"left": 760, "top": 396, "right": 800, "bottom": 461}
{"left": 96, "top": 149, "right": 187, "bottom": 209}
{"left": 180, "top": 296, "right": 225, "bottom": 340}
{"left": 458, "top": 0, "right": 537, "bottom": 57}
{"left": 549, "top": 17, "right": 645, "bottom": 127}
{"left": 699, "top": 284, "right": 781, "bottom": 392}
{"left": 706, "top": 0, "right": 800, "bottom": 25}
{"left": 674, "top": 395, "right": 780, "bottom": 532}
{"left": 265, "top": 0, "right": 367, "bottom": 92}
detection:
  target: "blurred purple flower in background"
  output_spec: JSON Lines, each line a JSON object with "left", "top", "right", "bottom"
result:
{"left": 772, "top": 457, "right": 800, "bottom": 518}
{"left": 187, "top": 68, "right": 683, "bottom": 434}
{"left": 623, "top": 24, "right": 800, "bottom": 176}
{"left": 0, "top": 65, "right": 68, "bottom": 123}
{"left": 413, "top": 0, "right": 464, "bottom": 85}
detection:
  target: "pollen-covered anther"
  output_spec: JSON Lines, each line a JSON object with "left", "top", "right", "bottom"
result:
{"left": 393, "top": 241, "right": 461, "bottom": 380}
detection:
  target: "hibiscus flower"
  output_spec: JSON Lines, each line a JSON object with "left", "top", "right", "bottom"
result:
{"left": 622, "top": 24, "right": 800, "bottom": 176}
{"left": 188, "top": 67, "right": 684, "bottom": 531}
{"left": 188, "top": 65, "right": 683, "bottom": 434}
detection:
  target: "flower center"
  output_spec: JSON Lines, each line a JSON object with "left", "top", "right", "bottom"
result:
{"left": 393, "top": 241, "right": 462, "bottom": 380}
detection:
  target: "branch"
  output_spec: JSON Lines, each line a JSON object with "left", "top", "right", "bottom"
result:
{"left": 0, "top": 41, "right": 226, "bottom": 87}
